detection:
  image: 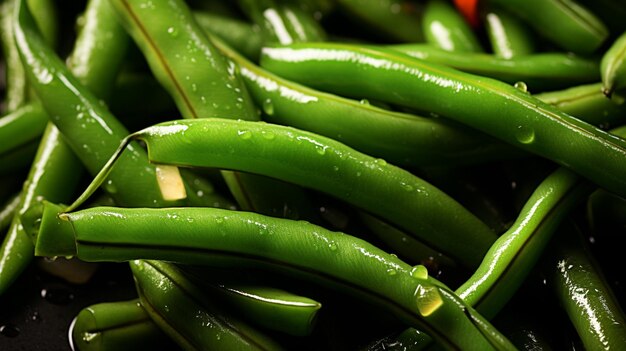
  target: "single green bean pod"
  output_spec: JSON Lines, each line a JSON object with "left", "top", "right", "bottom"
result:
{"left": 211, "top": 35, "right": 521, "bottom": 168}
{"left": 0, "top": 102, "right": 48, "bottom": 156}
{"left": 75, "top": 118, "right": 497, "bottom": 268}
{"left": 131, "top": 260, "right": 284, "bottom": 351}
{"left": 71, "top": 299, "right": 174, "bottom": 351}
{"left": 487, "top": 0, "right": 608, "bottom": 54}
{"left": 423, "top": 0, "right": 482, "bottom": 53}
{"left": 387, "top": 44, "right": 599, "bottom": 90}
{"left": 484, "top": 7, "right": 534, "bottom": 58}
{"left": 32, "top": 203, "right": 515, "bottom": 351}
{"left": 334, "top": 0, "right": 423, "bottom": 43}
{"left": 546, "top": 223, "right": 626, "bottom": 350}
{"left": 534, "top": 83, "right": 626, "bottom": 127}
{"left": 601, "top": 31, "right": 626, "bottom": 97}
{"left": 259, "top": 43, "right": 626, "bottom": 199}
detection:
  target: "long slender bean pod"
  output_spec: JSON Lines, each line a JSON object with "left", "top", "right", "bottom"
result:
{"left": 259, "top": 43, "right": 626, "bottom": 198}
{"left": 387, "top": 44, "right": 599, "bottom": 90}
{"left": 484, "top": 7, "right": 534, "bottom": 58}
{"left": 32, "top": 203, "right": 515, "bottom": 351}
{"left": 423, "top": 0, "right": 482, "bottom": 53}
{"left": 193, "top": 11, "right": 263, "bottom": 61}
{"left": 132, "top": 260, "right": 285, "bottom": 350}
{"left": 456, "top": 167, "right": 593, "bottom": 318}
{"left": 70, "top": 118, "right": 496, "bottom": 268}
{"left": 546, "top": 222, "right": 626, "bottom": 350}
{"left": 601, "top": 31, "right": 626, "bottom": 97}
{"left": 334, "top": 0, "right": 423, "bottom": 43}
{"left": 534, "top": 83, "right": 626, "bottom": 127}
{"left": 71, "top": 299, "right": 173, "bottom": 351}
{"left": 487, "top": 0, "right": 608, "bottom": 54}
{"left": 211, "top": 36, "right": 521, "bottom": 168}
{"left": 0, "top": 102, "right": 47, "bottom": 156}
{"left": 237, "top": 0, "right": 326, "bottom": 45}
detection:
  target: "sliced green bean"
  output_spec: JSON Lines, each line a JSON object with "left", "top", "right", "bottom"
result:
{"left": 334, "top": 0, "right": 423, "bottom": 43}
{"left": 211, "top": 36, "right": 521, "bottom": 168}
{"left": 601, "top": 31, "right": 626, "bottom": 97}
{"left": 74, "top": 118, "right": 495, "bottom": 268}
{"left": 71, "top": 299, "right": 173, "bottom": 351}
{"left": 0, "top": 102, "right": 47, "bottom": 156}
{"left": 387, "top": 44, "right": 599, "bottom": 90}
{"left": 534, "top": 83, "right": 626, "bottom": 127}
{"left": 423, "top": 0, "right": 482, "bottom": 53}
{"left": 259, "top": 43, "right": 626, "bottom": 198}
{"left": 237, "top": 0, "right": 326, "bottom": 45}
{"left": 193, "top": 11, "right": 263, "bottom": 61}
{"left": 488, "top": 0, "right": 608, "bottom": 54}
{"left": 33, "top": 203, "right": 514, "bottom": 350}
{"left": 484, "top": 7, "right": 534, "bottom": 58}
{"left": 546, "top": 223, "right": 626, "bottom": 350}
{"left": 132, "top": 260, "right": 284, "bottom": 350}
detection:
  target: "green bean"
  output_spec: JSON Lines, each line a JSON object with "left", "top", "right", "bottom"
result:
{"left": 132, "top": 260, "right": 284, "bottom": 350}
{"left": 456, "top": 167, "right": 593, "bottom": 318}
{"left": 71, "top": 299, "right": 173, "bottom": 351}
{"left": 1, "top": 0, "right": 28, "bottom": 112}
{"left": 534, "top": 83, "right": 626, "bottom": 127}
{"left": 259, "top": 43, "right": 626, "bottom": 198}
{"left": 211, "top": 36, "right": 522, "bottom": 168}
{"left": 334, "top": 0, "right": 423, "bottom": 43}
{"left": 32, "top": 203, "right": 514, "bottom": 350}
{"left": 423, "top": 0, "right": 482, "bottom": 53}
{"left": 181, "top": 270, "right": 322, "bottom": 336}
{"left": 0, "top": 102, "right": 47, "bottom": 156}
{"left": 387, "top": 44, "right": 599, "bottom": 90}
{"left": 0, "top": 125, "right": 82, "bottom": 295}
{"left": 601, "top": 31, "right": 626, "bottom": 97}
{"left": 484, "top": 7, "right": 534, "bottom": 58}
{"left": 193, "top": 11, "right": 263, "bottom": 61}
{"left": 237, "top": 0, "right": 326, "bottom": 45}
{"left": 0, "top": 193, "right": 20, "bottom": 233}
{"left": 72, "top": 118, "right": 495, "bottom": 268}
{"left": 488, "top": 0, "right": 608, "bottom": 54}
{"left": 546, "top": 222, "right": 626, "bottom": 350}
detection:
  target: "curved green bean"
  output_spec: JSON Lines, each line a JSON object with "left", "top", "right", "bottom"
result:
{"left": 33, "top": 203, "right": 514, "bottom": 350}
{"left": 71, "top": 299, "right": 173, "bottom": 351}
{"left": 547, "top": 223, "right": 626, "bottom": 350}
{"left": 90, "top": 118, "right": 496, "bottom": 268}
{"left": 387, "top": 44, "right": 599, "bottom": 90}
{"left": 484, "top": 7, "right": 534, "bottom": 58}
{"left": 601, "top": 31, "right": 626, "bottom": 97}
{"left": 423, "top": 0, "right": 482, "bottom": 53}
{"left": 259, "top": 43, "right": 626, "bottom": 198}
{"left": 211, "top": 36, "right": 521, "bottom": 168}
{"left": 131, "top": 260, "right": 284, "bottom": 351}
{"left": 534, "top": 83, "right": 626, "bottom": 127}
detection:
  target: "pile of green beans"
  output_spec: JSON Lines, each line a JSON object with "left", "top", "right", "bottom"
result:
{"left": 2, "top": 0, "right": 626, "bottom": 350}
